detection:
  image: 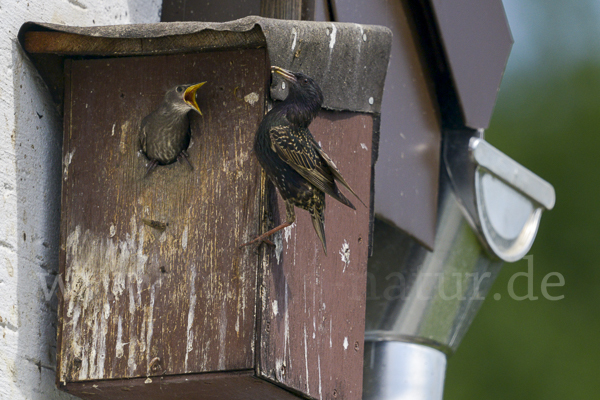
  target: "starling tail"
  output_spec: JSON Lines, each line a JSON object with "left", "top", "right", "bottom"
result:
{"left": 309, "top": 194, "right": 328, "bottom": 255}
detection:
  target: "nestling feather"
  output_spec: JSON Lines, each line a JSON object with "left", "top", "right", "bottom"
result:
{"left": 140, "top": 82, "right": 205, "bottom": 176}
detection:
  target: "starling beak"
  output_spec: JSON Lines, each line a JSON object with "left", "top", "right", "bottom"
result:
{"left": 140, "top": 82, "right": 206, "bottom": 176}
{"left": 240, "top": 67, "right": 364, "bottom": 255}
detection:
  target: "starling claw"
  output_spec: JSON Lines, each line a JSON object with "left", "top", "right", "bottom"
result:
{"left": 145, "top": 160, "right": 158, "bottom": 178}
{"left": 178, "top": 150, "right": 194, "bottom": 171}
{"left": 239, "top": 222, "right": 292, "bottom": 250}
{"left": 239, "top": 235, "right": 276, "bottom": 249}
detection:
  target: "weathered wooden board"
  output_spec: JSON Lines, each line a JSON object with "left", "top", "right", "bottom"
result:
{"left": 61, "top": 370, "right": 300, "bottom": 400}
{"left": 23, "top": 28, "right": 266, "bottom": 57}
{"left": 57, "top": 49, "right": 268, "bottom": 385}
{"left": 256, "top": 111, "right": 373, "bottom": 400}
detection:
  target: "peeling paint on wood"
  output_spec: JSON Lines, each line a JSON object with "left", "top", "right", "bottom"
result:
{"left": 54, "top": 43, "right": 375, "bottom": 400}
{"left": 57, "top": 49, "right": 267, "bottom": 385}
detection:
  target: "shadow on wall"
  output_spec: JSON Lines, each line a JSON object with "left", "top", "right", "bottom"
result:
{"left": 13, "top": 40, "right": 75, "bottom": 399}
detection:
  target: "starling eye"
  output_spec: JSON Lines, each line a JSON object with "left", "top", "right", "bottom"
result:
{"left": 176, "top": 86, "right": 184, "bottom": 93}
{"left": 303, "top": 78, "right": 308, "bottom": 84}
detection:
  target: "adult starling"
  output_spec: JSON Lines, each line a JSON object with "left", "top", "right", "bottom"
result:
{"left": 140, "top": 82, "right": 206, "bottom": 176}
{"left": 241, "top": 67, "right": 365, "bottom": 255}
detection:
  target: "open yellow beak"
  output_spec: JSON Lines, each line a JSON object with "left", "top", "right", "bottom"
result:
{"left": 184, "top": 82, "right": 206, "bottom": 115}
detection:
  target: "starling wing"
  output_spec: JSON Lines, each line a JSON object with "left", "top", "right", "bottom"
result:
{"left": 269, "top": 125, "right": 363, "bottom": 209}
{"left": 309, "top": 136, "right": 367, "bottom": 207}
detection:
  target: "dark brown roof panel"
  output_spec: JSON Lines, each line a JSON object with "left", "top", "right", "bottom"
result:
{"left": 430, "top": 0, "right": 513, "bottom": 129}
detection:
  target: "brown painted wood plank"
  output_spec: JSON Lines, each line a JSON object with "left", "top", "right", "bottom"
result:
{"left": 256, "top": 111, "right": 373, "bottom": 400}
{"left": 23, "top": 29, "right": 265, "bottom": 56}
{"left": 56, "top": 57, "right": 73, "bottom": 388}
{"left": 260, "top": 0, "right": 303, "bottom": 19}
{"left": 61, "top": 370, "right": 301, "bottom": 400}
{"left": 161, "top": 0, "right": 262, "bottom": 22}
{"left": 24, "top": 32, "right": 142, "bottom": 55}
{"left": 57, "top": 49, "right": 268, "bottom": 384}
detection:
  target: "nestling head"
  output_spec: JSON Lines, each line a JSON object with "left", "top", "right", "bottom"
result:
{"left": 164, "top": 82, "right": 206, "bottom": 115}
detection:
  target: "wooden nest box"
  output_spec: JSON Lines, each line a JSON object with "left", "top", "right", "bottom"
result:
{"left": 18, "top": 17, "right": 391, "bottom": 400}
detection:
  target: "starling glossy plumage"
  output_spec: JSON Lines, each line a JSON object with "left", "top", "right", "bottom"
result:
{"left": 140, "top": 82, "right": 206, "bottom": 176}
{"left": 241, "top": 67, "right": 364, "bottom": 254}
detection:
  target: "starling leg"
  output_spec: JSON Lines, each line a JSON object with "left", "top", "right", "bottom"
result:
{"left": 240, "top": 202, "right": 295, "bottom": 249}
{"left": 145, "top": 160, "right": 158, "bottom": 178}
{"left": 178, "top": 150, "right": 194, "bottom": 171}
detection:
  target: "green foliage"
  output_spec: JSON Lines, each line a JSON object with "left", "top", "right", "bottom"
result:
{"left": 444, "top": 61, "right": 600, "bottom": 399}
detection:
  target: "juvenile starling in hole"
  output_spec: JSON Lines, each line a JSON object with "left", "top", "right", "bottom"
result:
{"left": 241, "top": 67, "right": 365, "bottom": 255}
{"left": 140, "top": 82, "right": 206, "bottom": 176}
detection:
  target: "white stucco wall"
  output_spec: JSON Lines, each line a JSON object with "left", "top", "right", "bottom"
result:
{"left": 0, "top": 1, "right": 161, "bottom": 398}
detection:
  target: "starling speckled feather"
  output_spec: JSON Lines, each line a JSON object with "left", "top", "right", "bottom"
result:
{"left": 241, "top": 67, "right": 364, "bottom": 255}
{"left": 140, "top": 82, "right": 206, "bottom": 176}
